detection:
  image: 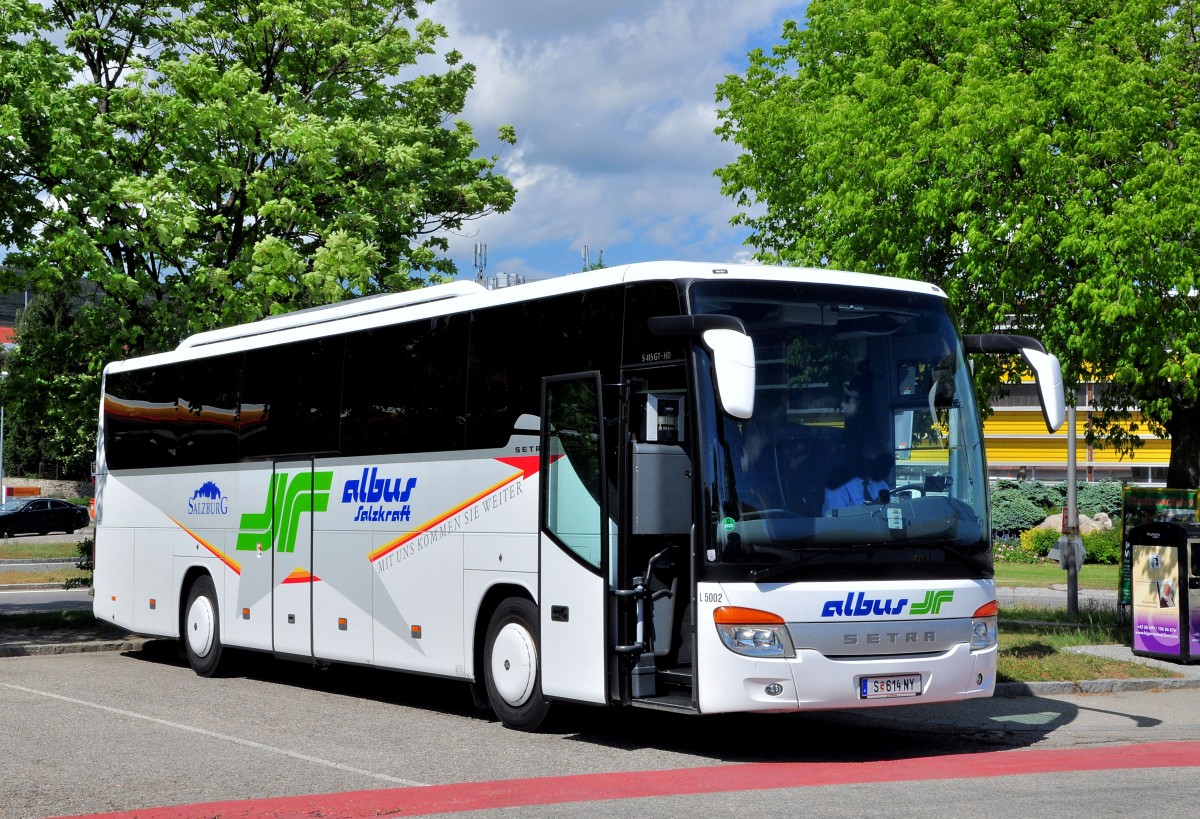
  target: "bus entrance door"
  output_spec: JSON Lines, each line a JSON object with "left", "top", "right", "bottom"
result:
{"left": 538, "top": 373, "right": 611, "bottom": 705}
{"left": 271, "top": 459, "right": 329, "bottom": 661}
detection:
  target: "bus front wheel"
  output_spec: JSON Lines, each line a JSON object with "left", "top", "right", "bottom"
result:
{"left": 183, "top": 575, "right": 224, "bottom": 677}
{"left": 483, "top": 598, "right": 549, "bottom": 731}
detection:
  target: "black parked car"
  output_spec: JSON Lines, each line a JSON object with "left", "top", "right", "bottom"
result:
{"left": 0, "top": 497, "right": 90, "bottom": 538}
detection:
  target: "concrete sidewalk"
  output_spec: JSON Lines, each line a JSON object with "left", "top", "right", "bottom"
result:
{"left": 996, "top": 584, "right": 1120, "bottom": 612}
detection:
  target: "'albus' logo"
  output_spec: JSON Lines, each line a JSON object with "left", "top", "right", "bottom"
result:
{"left": 341, "top": 467, "right": 417, "bottom": 523}
{"left": 188, "top": 482, "right": 229, "bottom": 516}
{"left": 820, "top": 589, "right": 955, "bottom": 618}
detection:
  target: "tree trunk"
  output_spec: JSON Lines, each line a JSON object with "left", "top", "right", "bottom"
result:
{"left": 1164, "top": 399, "right": 1200, "bottom": 489}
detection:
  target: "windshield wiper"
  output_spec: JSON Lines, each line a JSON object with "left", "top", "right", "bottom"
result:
{"left": 922, "top": 540, "right": 994, "bottom": 578}
{"left": 748, "top": 548, "right": 852, "bottom": 583}
{"left": 747, "top": 540, "right": 992, "bottom": 584}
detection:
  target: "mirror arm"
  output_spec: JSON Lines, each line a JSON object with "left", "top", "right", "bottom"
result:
{"left": 649, "top": 315, "right": 747, "bottom": 337}
{"left": 963, "top": 333, "right": 1066, "bottom": 433}
{"left": 649, "top": 314, "right": 755, "bottom": 420}
{"left": 962, "top": 333, "right": 1046, "bottom": 356}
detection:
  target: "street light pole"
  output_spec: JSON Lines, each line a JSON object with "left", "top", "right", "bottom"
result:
{"left": 0, "top": 369, "right": 7, "bottom": 503}
{"left": 1065, "top": 404, "right": 1079, "bottom": 614}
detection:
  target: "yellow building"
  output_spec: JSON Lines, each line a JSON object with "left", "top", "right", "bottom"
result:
{"left": 984, "top": 382, "right": 1170, "bottom": 484}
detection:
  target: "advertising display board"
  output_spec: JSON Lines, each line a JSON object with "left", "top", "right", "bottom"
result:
{"left": 1120, "top": 488, "right": 1199, "bottom": 608}
{"left": 1128, "top": 522, "right": 1200, "bottom": 663}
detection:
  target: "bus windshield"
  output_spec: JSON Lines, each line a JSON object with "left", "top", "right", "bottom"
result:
{"left": 691, "top": 280, "right": 989, "bottom": 583}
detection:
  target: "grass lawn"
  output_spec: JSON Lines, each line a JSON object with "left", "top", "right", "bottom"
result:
{"left": 0, "top": 540, "right": 83, "bottom": 586}
{"left": 0, "top": 568, "right": 88, "bottom": 585}
{"left": 996, "top": 607, "right": 1171, "bottom": 682}
{"left": 0, "top": 541, "right": 79, "bottom": 561}
{"left": 994, "top": 561, "right": 1118, "bottom": 590}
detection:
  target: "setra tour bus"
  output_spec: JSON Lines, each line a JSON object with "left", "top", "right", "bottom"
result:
{"left": 92, "top": 262, "right": 1065, "bottom": 730}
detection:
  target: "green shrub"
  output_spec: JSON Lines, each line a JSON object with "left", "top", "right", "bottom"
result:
{"left": 1019, "top": 527, "right": 1060, "bottom": 560}
{"left": 1019, "top": 480, "right": 1065, "bottom": 509}
{"left": 64, "top": 537, "right": 93, "bottom": 590}
{"left": 989, "top": 479, "right": 1125, "bottom": 537}
{"left": 991, "top": 487, "right": 1049, "bottom": 533}
{"left": 1077, "top": 481, "right": 1123, "bottom": 518}
{"left": 1083, "top": 528, "right": 1120, "bottom": 564}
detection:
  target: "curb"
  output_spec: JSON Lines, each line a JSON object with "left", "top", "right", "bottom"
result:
{"left": 996, "top": 677, "right": 1200, "bottom": 697}
{"left": 0, "top": 637, "right": 149, "bottom": 658}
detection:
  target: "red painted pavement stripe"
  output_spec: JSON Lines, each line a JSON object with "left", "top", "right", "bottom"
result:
{"left": 55, "top": 741, "right": 1200, "bottom": 819}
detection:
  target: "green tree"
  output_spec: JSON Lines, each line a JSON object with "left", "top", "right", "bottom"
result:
{"left": 4, "top": 286, "right": 96, "bottom": 478}
{"left": 583, "top": 249, "right": 607, "bottom": 271}
{"left": 0, "top": 0, "right": 515, "bottom": 464}
{"left": 715, "top": 0, "right": 1200, "bottom": 488}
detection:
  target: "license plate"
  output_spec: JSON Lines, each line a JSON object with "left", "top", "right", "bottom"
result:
{"left": 860, "top": 673, "right": 922, "bottom": 699}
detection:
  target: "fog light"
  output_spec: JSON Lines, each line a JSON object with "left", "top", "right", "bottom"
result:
{"left": 976, "top": 674, "right": 983, "bottom": 686}
{"left": 765, "top": 683, "right": 783, "bottom": 697}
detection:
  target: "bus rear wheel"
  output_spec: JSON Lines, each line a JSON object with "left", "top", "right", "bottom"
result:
{"left": 483, "top": 598, "right": 549, "bottom": 731}
{"left": 183, "top": 575, "right": 224, "bottom": 677}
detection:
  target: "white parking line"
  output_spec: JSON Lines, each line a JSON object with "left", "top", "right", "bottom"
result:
{"left": 2, "top": 682, "right": 428, "bottom": 788}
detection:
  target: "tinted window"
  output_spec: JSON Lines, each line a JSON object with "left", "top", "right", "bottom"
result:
{"left": 465, "top": 287, "right": 623, "bottom": 450}
{"left": 622, "top": 281, "right": 686, "bottom": 368}
{"left": 103, "top": 365, "right": 182, "bottom": 469}
{"left": 177, "top": 354, "right": 243, "bottom": 465}
{"left": 241, "top": 337, "right": 344, "bottom": 458}
{"left": 341, "top": 315, "right": 469, "bottom": 456}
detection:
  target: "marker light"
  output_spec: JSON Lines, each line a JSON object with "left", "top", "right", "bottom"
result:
{"left": 971, "top": 600, "right": 998, "bottom": 651}
{"left": 713, "top": 606, "right": 795, "bottom": 658}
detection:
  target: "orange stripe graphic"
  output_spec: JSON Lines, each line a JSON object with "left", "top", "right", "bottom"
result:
{"left": 168, "top": 516, "right": 242, "bottom": 576}
{"left": 281, "top": 567, "right": 320, "bottom": 584}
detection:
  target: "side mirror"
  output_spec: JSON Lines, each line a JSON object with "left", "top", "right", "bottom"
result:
{"left": 963, "top": 334, "right": 1066, "bottom": 433}
{"left": 1021, "top": 346, "right": 1066, "bottom": 433}
{"left": 702, "top": 328, "right": 755, "bottom": 420}
{"left": 648, "top": 314, "right": 756, "bottom": 420}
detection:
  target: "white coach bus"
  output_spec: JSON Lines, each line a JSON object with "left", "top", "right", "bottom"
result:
{"left": 92, "top": 262, "right": 1064, "bottom": 729}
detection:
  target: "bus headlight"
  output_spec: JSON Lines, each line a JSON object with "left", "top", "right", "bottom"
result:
{"left": 714, "top": 606, "right": 795, "bottom": 658}
{"left": 971, "top": 601, "right": 998, "bottom": 651}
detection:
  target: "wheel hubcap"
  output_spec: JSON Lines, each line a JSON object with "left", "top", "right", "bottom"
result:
{"left": 186, "top": 596, "right": 215, "bottom": 658}
{"left": 491, "top": 622, "right": 536, "bottom": 706}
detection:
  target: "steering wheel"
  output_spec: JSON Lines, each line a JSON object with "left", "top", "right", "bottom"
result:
{"left": 890, "top": 484, "right": 926, "bottom": 499}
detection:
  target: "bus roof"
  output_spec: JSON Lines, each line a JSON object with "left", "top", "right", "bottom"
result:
{"left": 106, "top": 262, "right": 946, "bottom": 373}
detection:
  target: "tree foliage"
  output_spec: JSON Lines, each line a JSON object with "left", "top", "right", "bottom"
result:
{"left": 0, "top": 0, "right": 515, "bottom": 476}
{"left": 716, "top": 0, "right": 1200, "bottom": 487}
{"left": 3, "top": 286, "right": 96, "bottom": 477}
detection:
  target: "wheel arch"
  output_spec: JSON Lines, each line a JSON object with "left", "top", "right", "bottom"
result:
{"left": 471, "top": 581, "right": 536, "bottom": 684}
{"left": 178, "top": 565, "right": 213, "bottom": 640}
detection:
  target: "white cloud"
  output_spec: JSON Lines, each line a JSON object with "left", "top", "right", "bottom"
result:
{"left": 423, "top": 0, "right": 808, "bottom": 279}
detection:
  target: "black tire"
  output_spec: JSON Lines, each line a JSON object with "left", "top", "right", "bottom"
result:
{"left": 183, "top": 575, "right": 224, "bottom": 677}
{"left": 483, "top": 597, "right": 549, "bottom": 731}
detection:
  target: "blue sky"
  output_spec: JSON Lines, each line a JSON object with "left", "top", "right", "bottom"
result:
{"left": 426, "top": 1, "right": 810, "bottom": 282}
